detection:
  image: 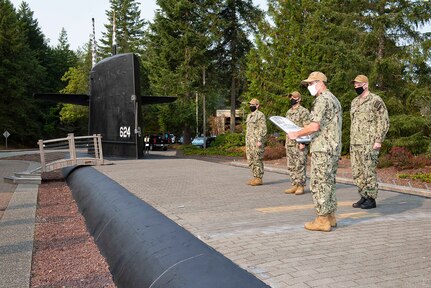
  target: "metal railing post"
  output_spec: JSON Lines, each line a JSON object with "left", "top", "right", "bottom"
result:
{"left": 38, "top": 139, "right": 46, "bottom": 172}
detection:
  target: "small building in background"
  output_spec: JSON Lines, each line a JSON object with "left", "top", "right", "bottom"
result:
{"left": 211, "top": 109, "right": 244, "bottom": 135}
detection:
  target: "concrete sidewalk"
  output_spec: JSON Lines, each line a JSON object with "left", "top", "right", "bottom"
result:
{"left": 0, "top": 160, "right": 39, "bottom": 288}
{"left": 95, "top": 152, "right": 431, "bottom": 288}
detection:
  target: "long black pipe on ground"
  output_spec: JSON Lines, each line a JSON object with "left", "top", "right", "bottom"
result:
{"left": 65, "top": 166, "right": 269, "bottom": 288}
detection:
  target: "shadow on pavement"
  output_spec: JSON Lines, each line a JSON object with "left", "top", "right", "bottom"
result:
{"left": 339, "top": 193, "right": 425, "bottom": 228}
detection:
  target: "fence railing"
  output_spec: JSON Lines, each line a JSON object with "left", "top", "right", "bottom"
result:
{"left": 37, "top": 133, "right": 104, "bottom": 173}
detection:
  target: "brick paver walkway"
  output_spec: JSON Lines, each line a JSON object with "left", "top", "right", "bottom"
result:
{"left": 95, "top": 154, "right": 431, "bottom": 288}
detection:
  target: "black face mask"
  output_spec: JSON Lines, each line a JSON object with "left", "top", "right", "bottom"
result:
{"left": 355, "top": 86, "right": 365, "bottom": 95}
{"left": 290, "top": 99, "right": 298, "bottom": 106}
{"left": 250, "top": 105, "right": 257, "bottom": 112}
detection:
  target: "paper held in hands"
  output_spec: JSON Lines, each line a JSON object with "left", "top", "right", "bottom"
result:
{"left": 269, "top": 116, "right": 311, "bottom": 144}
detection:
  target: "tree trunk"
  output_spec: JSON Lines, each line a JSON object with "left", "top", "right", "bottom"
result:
{"left": 230, "top": 71, "right": 236, "bottom": 133}
{"left": 183, "top": 125, "right": 192, "bottom": 145}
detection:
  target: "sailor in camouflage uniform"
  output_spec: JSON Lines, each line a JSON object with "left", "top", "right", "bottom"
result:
{"left": 284, "top": 91, "right": 310, "bottom": 195}
{"left": 288, "top": 72, "right": 342, "bottom": 232}
{"left": 350, "top": 75, "right": 389, "bottom": 209}
{"left": 246, "top": 98, "right": 267, "bottom": 186}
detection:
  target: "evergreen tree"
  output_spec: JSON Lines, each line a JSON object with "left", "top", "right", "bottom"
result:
{"left": 246, "top": 1, "right": 364, "bottom": 117}
{"left": 36, "top": 28, "right": 79, "bottom": 139}
{"left": 212, "top": 0, "right": 262, "bottom": 132}
{"left": 0, "top": 0, "right": 44, "bottom": 144}
{"left": 353, "top": 0, "right": 431, "bottom": 152}
{"left": 246, "top": 0, "right": 431, "bottom": 154}
{"left": 16, "top": 2, "right": 47, "bottom": 62}
{"left": 99, "top": 0, "right": 146, "bottom": 57}
{"left": 143, "top": 0, "right": 216, "bottom": 141}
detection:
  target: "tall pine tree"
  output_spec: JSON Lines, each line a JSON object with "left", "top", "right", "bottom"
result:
{"left": 99, "top": 0, "right": 146, "bottom": 57}
{"left": 0, "top": 0, "right": 46, "bottom": 144}
{"left": 212, "top": 0, "right": 262, "bottom": 132}
{"left": 143, "top": 0, "right": 215, "bottom": 141}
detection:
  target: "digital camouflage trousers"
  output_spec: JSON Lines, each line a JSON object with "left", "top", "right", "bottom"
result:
{"left": 310, "top": 151, "right": 338, "bottom": 215}
{"left": 246, "top": 146, "right": 264, "bottom": 179}
{"left": 350, "top": 144, "right": 379, "bottom": 199}
{"left": 286, "top": 145, "right": 308, "bottom": 186}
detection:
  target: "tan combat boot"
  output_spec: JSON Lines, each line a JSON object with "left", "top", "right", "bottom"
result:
{"left": 250, "top": 178, "right": 263, "bottom": 186}
{"left": 284, "top": 185, "right": 297, "bottom": 194}
{"left": 246, "top": 178, "right": 255, "bottom": 185}
{"left": 304, "top": 215, "right": 331, "bottom": 232}
{"left": 295, "top": 186, "right": 305, "bottom": 195}
{"left": 328, "top": 212, "right": 337, "bottom": 227}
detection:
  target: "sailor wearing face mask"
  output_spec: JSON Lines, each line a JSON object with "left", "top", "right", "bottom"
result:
{"left": 288, "top": 71, "right": 342, "bottom": 232}
{"left": 284, "top": 91, "right": 310, "bottom": 195}
{"left": 245, "top": 98, "right": 267, "bottom": 186}
{"left": 350, "top": 75, "right": 389, "bottom": 209}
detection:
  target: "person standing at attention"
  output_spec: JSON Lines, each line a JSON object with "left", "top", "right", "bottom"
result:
{"left": 350, "top": 75, "right": 389, "bottom": 209}
{"left": 246, "top": 98, "right": 267, "bottom": 186}
{"left": 288, "top": 71, "right": 342, "bottom": 232}
{"left": 284, "top": 91, "right": 310, "bottom": 195}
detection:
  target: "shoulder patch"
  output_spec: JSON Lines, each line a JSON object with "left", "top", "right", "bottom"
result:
{"left": 374, "top": 100, "right": 383, "bottom": 111}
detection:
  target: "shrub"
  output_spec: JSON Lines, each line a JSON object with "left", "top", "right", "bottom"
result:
{"left": 414, "top": 154, "right": 431, "bottom": 167}
{"left": 426, "top": 143, "right": 431, "bottom": 160}
{"left": 179, "top": 144, "right": 244, "bottom": 157}
{"left": 398, "top": 173, "right": 431, "bottom": 183}
{"left": 379, "top": 146, "right": 431, "bottom": 170}
{"left": 389, "top": 146, "right": 414, "bottom": 170}
{"left": 377, "top": 154, "right": 393, "bottom": 168}
{"left": 212, "top": 132, "right": 245, "bottom": 149}
{"left": 264, "top": 144, "right": 286, "bottom": 160}
{"left": 386, "top": 114, "right": 427, "bottom": 138}
{"left": 266, "top": 134, "right": 284, "bottom": 147}
{"left": 390, "top": 133, "right": 430, "bottom": 155}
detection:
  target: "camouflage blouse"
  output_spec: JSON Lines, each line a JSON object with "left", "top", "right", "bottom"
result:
{"left": 285, "top": 105, "right": 310, "bottom": 147}
{"left": 350, "top": 92, "right": 389, "bottom": 145}
{"left": 309, "top": 90, "right": 342, "bottom": 154}
{"left": 246, "top": 110, "right": 267, "bottom": 149}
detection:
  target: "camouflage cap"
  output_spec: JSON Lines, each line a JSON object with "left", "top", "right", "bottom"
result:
{"left": 288, "top": 91, "right": 301, "bottom": 98}
{"left": 301, "top": 71, "right": 327, "bottom": 85}
{"left": 249, "top": 98, "right": 260, "bottom": 105}
{"left": 352, "top": 74, "right": 369, "bottom": 83}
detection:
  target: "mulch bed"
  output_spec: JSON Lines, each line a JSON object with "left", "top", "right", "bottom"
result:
{"left": 30, "top": 171, "right": 115, "bottom": 288}
{"left": 2, "top": 152, "right": 115, "bottom": 287}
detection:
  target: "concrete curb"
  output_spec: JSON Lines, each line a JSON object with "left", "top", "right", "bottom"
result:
{"left": 0, "top": 162, "right": 39, "bottom": 288}
{"left": 229, "top": 161, "right": 431, "bottom": 198}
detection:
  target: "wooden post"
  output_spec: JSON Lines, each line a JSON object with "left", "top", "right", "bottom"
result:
{"left": 38, "top": 139, "right": 46, "bottom": 172}
{"left": 97, "top": 134, "right": 104, "bottom": 162}
{"left": 93, "top": 134, "right": 99, "bottom": 159}
{"left": 68, "top": 133, "right": 77, "bottom": 165}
